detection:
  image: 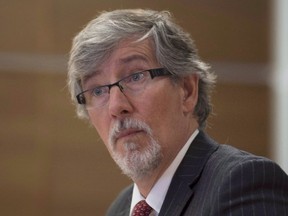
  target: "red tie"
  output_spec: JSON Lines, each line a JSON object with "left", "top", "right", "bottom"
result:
{"left": 132, "top": 200, "right": 153, "bottom": 216}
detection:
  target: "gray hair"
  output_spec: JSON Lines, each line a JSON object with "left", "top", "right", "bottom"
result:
{"left": 68, "top": 9, "right": 216, "bottom": 128}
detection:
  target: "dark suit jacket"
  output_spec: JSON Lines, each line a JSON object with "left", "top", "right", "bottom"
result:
{"left": 106, "top": 131, "right": 288, "bottom": 216}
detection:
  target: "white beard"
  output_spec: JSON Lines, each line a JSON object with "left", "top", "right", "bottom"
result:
{"left": 108, "top": 118, "right": 163, "bottom": 180}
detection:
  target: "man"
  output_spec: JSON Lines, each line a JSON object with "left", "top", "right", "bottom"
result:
{"left": 67, "top": 9, "right": 288, "bottom": 216}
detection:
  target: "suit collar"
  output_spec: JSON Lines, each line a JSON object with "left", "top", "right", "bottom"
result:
{"left": 118, "top": 208, "right": 130, "bottom": 216}
{"left": 159, "top": 131, "right": 219, "bottom": 216}
{"left": 116, "top": 194, "right": 132, "bottom": 216}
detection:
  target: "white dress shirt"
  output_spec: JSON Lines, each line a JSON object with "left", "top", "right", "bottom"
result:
{"left": 129, "top": 129, "right": 199, "bottom": 216}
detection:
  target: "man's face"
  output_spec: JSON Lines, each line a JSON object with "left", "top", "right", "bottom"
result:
{"left": 84, "top": 38, "right": 198, "bottom": 180}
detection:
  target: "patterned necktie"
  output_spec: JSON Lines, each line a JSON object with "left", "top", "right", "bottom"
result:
{"left": 132, "top": 200, "right": 153, "bottom": 216}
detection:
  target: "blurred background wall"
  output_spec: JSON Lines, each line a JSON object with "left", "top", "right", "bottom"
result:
{"left": 1, "top": 0, "right": 287, "bottom": 215}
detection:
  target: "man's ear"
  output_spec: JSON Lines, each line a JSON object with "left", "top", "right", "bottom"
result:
{"left": 182, "top": 74, "right": 199, "bottom": 113}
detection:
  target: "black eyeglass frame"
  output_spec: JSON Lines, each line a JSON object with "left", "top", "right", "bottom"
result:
{"left": 76, "top": 68, "right": 172, "bottom": 105}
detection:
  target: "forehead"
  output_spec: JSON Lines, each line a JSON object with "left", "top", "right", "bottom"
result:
{"left": 82, "top": 38, "right": 158, "bottom": 83}
{"left": 111, "top": 38, "right": 157, "bottom": 64}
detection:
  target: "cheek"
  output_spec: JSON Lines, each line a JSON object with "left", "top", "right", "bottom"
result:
{"left": 88, "top": 111, "right": 110, "bottom": 145}
{"left": 137, "top": 88, "right": 184, "bottom": 136}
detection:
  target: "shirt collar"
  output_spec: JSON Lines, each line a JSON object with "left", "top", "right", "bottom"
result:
{"left": 130, "top": 129, "right": 199, "bottom": 215}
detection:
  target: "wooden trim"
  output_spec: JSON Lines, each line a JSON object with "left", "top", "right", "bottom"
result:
{"left": 0, "top": 52, "right": 270, "bottom": 85}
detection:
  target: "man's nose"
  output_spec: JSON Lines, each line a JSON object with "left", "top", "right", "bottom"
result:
{"left": 108, "top": 86, "right": 133, "bottom": 118}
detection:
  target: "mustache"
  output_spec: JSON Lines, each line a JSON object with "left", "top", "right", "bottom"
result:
{"left": 108, "top": 118, "right": 152, "bottom": 147}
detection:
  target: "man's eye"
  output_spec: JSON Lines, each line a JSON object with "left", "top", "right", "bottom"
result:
{"left": 131, "top": 72, "right": 144, "bottom": 82}
{"left": 92, "top": 87, "right": 105, "bottom": 96}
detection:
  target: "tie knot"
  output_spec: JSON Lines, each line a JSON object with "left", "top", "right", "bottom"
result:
{"left": 132, "top": 200, "right": 153, "bottom": 216}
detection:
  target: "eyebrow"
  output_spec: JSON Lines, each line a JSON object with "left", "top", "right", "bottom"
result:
{"left": 119, "top": 54, "right": 149, "bottom": 64}
{"left": 81, "top": 70, "right": 101, "bottom": 86}
{"left": 81, "top": 54, "right": 150, "bottom": 86}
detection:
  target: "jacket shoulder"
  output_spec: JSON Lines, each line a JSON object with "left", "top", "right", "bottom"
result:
{"left": 201, "top": 144, "right": 288, "bottom": 215}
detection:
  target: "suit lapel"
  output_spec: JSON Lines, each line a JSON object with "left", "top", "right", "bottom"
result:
{"left": 111, "top": 185, "right": 132, "bottom": 216}
{"left": 117, "top": 207, "right": 130, "bottom": 216}
{"left": 159, "top": 131, "right": 218, "bottom": 216}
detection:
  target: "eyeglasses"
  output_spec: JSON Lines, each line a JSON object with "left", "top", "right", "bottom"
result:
{"left": 76, "top": 68, "right": 172, "bottom": 109}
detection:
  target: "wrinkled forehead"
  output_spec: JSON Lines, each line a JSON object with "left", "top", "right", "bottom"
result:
{"left": 81, "top": 37, "right": 158, "bottom": 84}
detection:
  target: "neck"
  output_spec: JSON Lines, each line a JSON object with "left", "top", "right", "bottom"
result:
{"left": 133, "top": 164, "right": 166, "bottom": 198}
{"left": 134, "top": 124, "right": 199, "bottom": 197}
